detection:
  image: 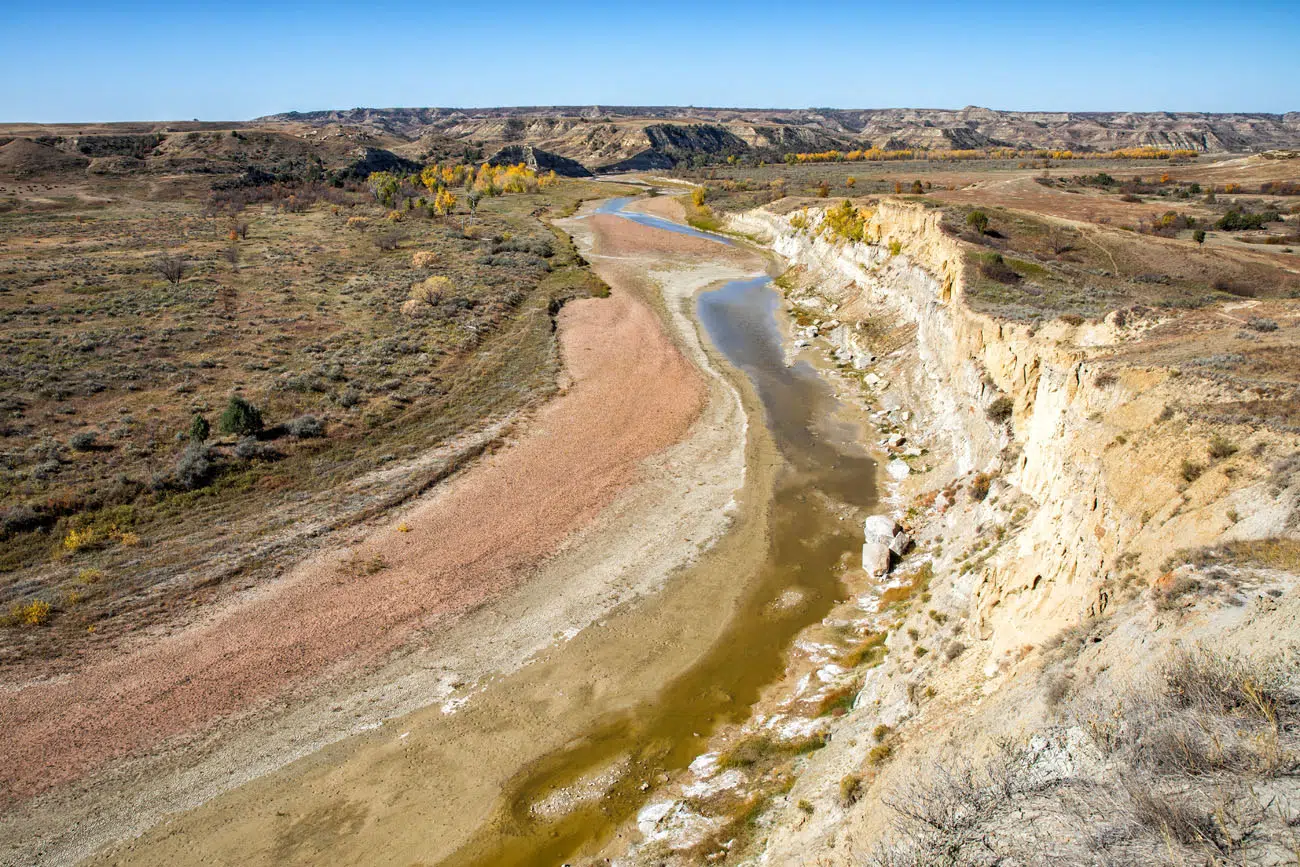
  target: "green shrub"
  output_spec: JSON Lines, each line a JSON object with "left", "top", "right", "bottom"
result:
{"left": 69, "top": 431, "right": 97, "bottom": 451}
{"left": 189, "top": 414, "right": 210, "bottom": 443}
{"left": 966, "top": 210, "right": 989, "bottom": 234}
{"left": 1216, "top": 209, "right": 1279, "bottom": 231}
{"left": 218, "top": 395, "right": 263, "bottom": 436}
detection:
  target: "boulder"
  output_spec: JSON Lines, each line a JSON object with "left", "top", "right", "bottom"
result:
{"left": 864, "top": 514, "right": 898, "bottom": 544}
{"left": 862, "top": 541, "right": 892, "bottom": 577}
{"left": 889, "top": 531, "right": 912, "bottom": 557}
{"left": 886, "top": 459, "right": 911, "bottom": 480}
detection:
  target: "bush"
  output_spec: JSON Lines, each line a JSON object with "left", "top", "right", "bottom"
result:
{"left": 985, "top": 396, "right": 1013, "bottom": 422}
{"left": 1207, "top": 435, "right": 1238, "bottom": 460}
{"left": 1180, "top": 460, "right": 1204, "bottom": 482}
{"left": 965, "top": 210, "right": 989, "bottom": 234}
{"left": 152, "top": 255, "right": 186, "bottom": 285}
{"left": 1216, "top": 209, "right": 1279, "bottom": 231}
{"left": 9, "top": 599, "right": 52, "bottom": 627}
{"left": 69, "top": 431, "right": 97, "bottom": 451}
{"left": 174, "top": 444, "right": 213, "bottom": 490}
{"left": 286, "top": 414, "right": 324, "bottom": 438}
{"left": 218, "top": 395, "right": 263, "bottom": 436}
{"left": 1246, "top": 316, "right": 1278, "bottom": 332}
{"left": 375, "top": 231, "right": 404, "bottom": 251}
{"left": 976, "top": 252, "right": 1020, "bottom": 284}
{"left": 189, "top": 414, "right": 210, "bottom": 443}
{"left": 839, "top": 773, "right": 864, "bottom": 807}
{"left": 233, "top": 436, "right": 275, "bottom": 460}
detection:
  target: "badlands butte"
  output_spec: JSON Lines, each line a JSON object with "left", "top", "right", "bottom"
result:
{"left": 1, "top": 106, "right": 1299, "bottom": 866}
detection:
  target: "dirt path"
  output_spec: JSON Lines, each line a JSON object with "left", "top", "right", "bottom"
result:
{"left": 1, "top": 201, "right": 765, "bottom": 866}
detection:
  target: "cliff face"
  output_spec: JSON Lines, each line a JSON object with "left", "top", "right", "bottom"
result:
{"left": 710, "top": 200, "right": 1299, "bottom": 865}
{"left": 729, "top": 199, "right": 1292, "bottom": 658}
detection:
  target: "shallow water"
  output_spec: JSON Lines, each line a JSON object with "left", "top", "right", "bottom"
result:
{"left": 440, "top": 199, "right": 876, "bottom": 866}
{"left": 594, "top": 196, "right": 736, "bottom": 244}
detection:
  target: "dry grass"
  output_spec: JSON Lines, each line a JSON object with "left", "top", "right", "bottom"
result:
{"left": 837, "top": 630, "right": 888, "bottom": 668}
{"left": 717, "top": 732, "right": 828, "bottom": 771}
{"left": 871, "top": 647, "right": 1300, "bottom": 866}
{"left": 1171, "top": 536, "right": 1300, "bottom": 572}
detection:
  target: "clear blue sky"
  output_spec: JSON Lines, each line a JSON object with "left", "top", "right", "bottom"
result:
{"left": 3, "top": 0, "right": 1297, "bottom": 122}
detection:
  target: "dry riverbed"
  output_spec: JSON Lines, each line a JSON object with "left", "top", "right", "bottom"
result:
{"left": 2, "top": 200, "right": 765, "bottom": 866}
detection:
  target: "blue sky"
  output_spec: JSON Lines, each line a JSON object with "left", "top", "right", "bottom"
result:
{"left": 2, "top": 0, "right": 1297, "bottom": 122}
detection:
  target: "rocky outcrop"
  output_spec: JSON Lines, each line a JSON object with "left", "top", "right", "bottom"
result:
{"left": 486, "top": 145, "right": 592, "bottom": 177}
{"left": 335, "top": 147, "right": 420, "bottom": 179}
{"left": 729, "top": 200, "right": 1293, "bottom": 658}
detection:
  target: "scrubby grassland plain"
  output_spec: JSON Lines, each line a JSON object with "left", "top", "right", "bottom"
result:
{"left": 0, "top": 170, "right": 631, "bottom": 676}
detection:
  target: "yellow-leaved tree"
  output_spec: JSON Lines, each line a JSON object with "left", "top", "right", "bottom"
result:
{"left": 434, "top": 188, "right": 457, "bottom": 216}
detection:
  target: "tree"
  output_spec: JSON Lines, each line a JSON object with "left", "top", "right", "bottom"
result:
{"left": 434, "top": 188, "right": 457, "bottom": 216}
{"left": 846, "top": 176, "right": 856, "bottom": 188}
{"left": 1193, "top": 228, "right": 1207, "bottom": 245}
{"left": 190, "top": 414, "right": 210, "bottom": 443}
{"left": 911, "top": 179, "right": 924, "bottom": 194}
{"left": 367, "top": 171, "right": 400, "bottom": 207}
{"left": 218, "top": 395, "right": 263, "bottom": 436}
{"left": 153, "top": 255, "right": 186, "bottom": 285}
{"left": 966, "top": 210, "right": 990, "bottom": 235}
{"left": 691, "top": 186, "right": 707, "bottom": 207}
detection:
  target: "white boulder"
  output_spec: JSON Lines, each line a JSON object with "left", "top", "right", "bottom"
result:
{"left": 864, "top": 514, "right": 898, "bottom": 544}
{"left": 862, "top": 541, "right": 892, "bottom": 577}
